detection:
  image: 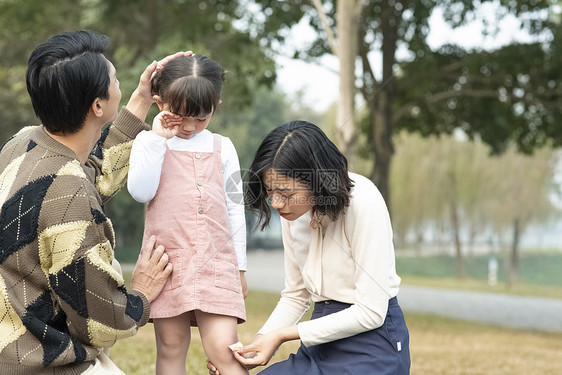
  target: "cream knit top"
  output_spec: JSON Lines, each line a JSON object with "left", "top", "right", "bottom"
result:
{"left": 258, "top": 173, "right": 401, "bottom": 347}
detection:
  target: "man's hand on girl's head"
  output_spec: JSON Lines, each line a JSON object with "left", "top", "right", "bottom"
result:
{"left": 126, "top": 51, "right": 193, "bottom": 121}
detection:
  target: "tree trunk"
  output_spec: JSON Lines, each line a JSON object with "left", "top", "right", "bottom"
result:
{"left": 508, "top": 217, "right": 521, "bottom": 287}
{"left": 451, "top": 198, "right": 467, "bottom": 279}
{"left": 370, "top": 95, "right": 394, "bottom": 209}
{"left": 367, "top": 1, "right": 397, "bottom": 209}
{"left": 335, "top": 0, "right": 362, "bottom": 158}
{"left": 449, "top": 173, "right": 467, "bottom": 279}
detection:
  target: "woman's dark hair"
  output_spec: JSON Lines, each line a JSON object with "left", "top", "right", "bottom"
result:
{"left": 151, "top": 55, "right": 225, "bottom": 117}
{"left": 26, "top": 30, "right": 111, "bottom": 134}
{"left": 245, "top": 120, "right": 354, "bottom": 229}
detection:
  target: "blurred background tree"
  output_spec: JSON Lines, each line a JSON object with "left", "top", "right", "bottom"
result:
{"left": 0, "top": 0, "right": 277, "bottom": 137}
{"left": 390, "top": 132, "right": 559, "bottom": 280}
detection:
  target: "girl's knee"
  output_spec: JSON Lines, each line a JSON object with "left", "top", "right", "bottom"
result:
{"left": 206, "top": 348, "right": 247, "bottom": 375}
{"left": 158, "top": 332, "right": 188, "bottom": 346}
{"left": 155, "top": 328, "right": 190, "bottom": 355}
{"left": 204, "top": 338, "right": 231, "bottom": 358}
{"left": 204, "top": 338, "right": 240, "bottom": 364}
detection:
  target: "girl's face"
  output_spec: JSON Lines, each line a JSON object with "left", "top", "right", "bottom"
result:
{"left": 174, "top": 111, "right": 213, "bottom": 140}
{"left": 263, "top": 168, "right": 313, "bottom": 221}
{"left": 161, "top": 104, "right": 213, "bottom": 139}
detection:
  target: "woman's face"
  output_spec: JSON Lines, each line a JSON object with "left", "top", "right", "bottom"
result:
{"left": 263, "top": 168, "right": 313, "bottom": 221}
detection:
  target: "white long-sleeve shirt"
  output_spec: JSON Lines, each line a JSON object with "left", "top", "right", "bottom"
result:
{"left": 127, "top": 129, "right": 247, "bottom": 270}
{"left": 258, "top": 173, "right": 400, "bottom": 346}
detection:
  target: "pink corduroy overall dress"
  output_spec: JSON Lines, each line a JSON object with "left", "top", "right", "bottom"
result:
{"left": 141, "top": 134, "right": 246, "bottom": 325}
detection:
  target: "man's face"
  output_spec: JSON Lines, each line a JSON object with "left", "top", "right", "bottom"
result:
{"left": 102, "top": 58, "right": 122, "bottom": 123}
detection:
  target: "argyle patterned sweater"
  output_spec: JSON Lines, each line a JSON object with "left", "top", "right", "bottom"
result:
{"left": 0, "top": 108, "right": 150, "bottom": 374}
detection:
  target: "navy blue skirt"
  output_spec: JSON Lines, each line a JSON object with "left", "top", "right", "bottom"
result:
{"left": 259, "top": 297, "right": 410, "bottom": 375}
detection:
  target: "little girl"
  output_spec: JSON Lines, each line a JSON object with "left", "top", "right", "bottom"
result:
{"left": 127, "top": 55, "right": 248, "bottom": 375}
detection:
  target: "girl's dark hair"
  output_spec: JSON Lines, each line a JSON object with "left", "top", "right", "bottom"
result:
{"left": 245, "top": 120, "right": 354, "bottom": 229}
{"left": 151, "top": 55, "right": 225, "bottom": 117}
{"left": 26, "top": 30, "right": 111, "bottom": 134}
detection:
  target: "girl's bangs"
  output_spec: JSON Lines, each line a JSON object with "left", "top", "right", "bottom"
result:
{"left": 166, "top": 76, "right": 218, "bottom": 117}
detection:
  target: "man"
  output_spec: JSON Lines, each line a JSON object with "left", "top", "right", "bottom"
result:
{"left": 0, "top": 30, "right": 186, "bottom": 374}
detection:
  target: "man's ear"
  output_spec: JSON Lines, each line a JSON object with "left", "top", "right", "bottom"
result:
{"left": 91, "top": 98, "right": 104, "bottom": 118}
{"left": 153, "top": 95, "right": 164, "bottom": 110}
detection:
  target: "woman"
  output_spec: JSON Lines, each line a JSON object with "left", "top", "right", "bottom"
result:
{"left": 208, "top": 120, "right": 410, "bottom": 374}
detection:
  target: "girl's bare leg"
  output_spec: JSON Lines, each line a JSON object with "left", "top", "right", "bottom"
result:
{"left": 195, "top": 310, "right": 248, "bottom": 375}
{"left": 153, "top": 313, "right": 191, "bottom": 375}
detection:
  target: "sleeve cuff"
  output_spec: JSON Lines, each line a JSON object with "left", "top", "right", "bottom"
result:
{"left": 113, "top": 107, "right": 150, "bottom": 139}
{"left": 296, "top": 322, "right": 313, "bottom": 347}
{"left": 129, "top": 289, "right": 151, "bottom": 327}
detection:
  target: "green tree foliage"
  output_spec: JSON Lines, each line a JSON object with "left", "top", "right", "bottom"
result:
{"left": 216, "top": 86, "right": 286, "bottom": 171}
{"left": 396, "top": 42, "right": 562, "bottom": 154}
{"left": 0, "top": 0, "right": 277, "bottom": 137}
{"left": 0, "top": 66, "right": 36, "bottom": 142}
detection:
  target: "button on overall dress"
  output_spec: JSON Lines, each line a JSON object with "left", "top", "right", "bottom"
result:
{"left": 141, "top": 134, "right": 246, "bottom": 325}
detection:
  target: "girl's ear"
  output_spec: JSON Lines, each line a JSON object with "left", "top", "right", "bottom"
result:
{"left": 153, "top": 95, "right": 164, "bottom": 110}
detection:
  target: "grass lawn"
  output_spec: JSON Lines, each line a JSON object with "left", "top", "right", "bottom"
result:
{"left": 395, "top": 252, "right": 562, "bottom": 299}
{"left": 395, "top": 252, "right": 562, "bottom": 287}
{"left": 111, "top": 289, "right": 562, "bottom": 375}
